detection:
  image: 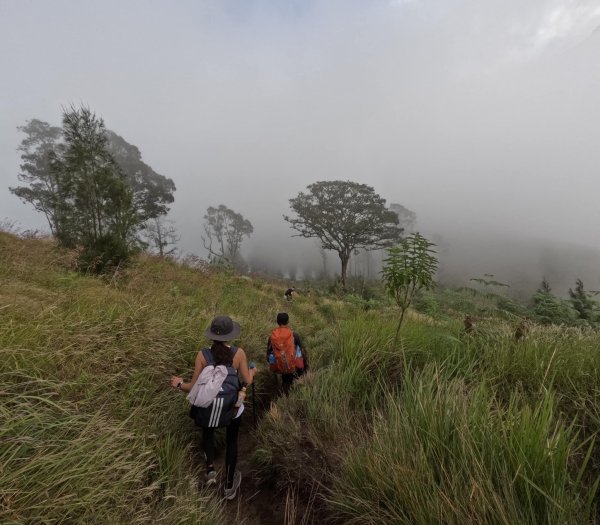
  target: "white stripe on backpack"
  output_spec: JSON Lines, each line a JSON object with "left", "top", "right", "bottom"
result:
{"left": 209, "top": 397, "right": 223, "bottom": 427}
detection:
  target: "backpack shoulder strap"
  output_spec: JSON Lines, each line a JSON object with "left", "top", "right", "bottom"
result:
{"left": 201, "top": 348, "right": 214, "bottom": 366}
{"left": 203, "top": 346, "right": 238, "bottom": 367}
{"left": 229, "top": 346, "right": 239, "bottom": 375}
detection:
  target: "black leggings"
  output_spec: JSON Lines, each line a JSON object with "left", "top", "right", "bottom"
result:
{"left": 202, "top": 416, "right": 241, "bottom": 486}
{"left": 281, "top": 367, "right": 305, "bottom": 395}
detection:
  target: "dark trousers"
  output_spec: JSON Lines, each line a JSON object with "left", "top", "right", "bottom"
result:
{"left": 281, "top": 367, "right": 305, "bottom": 395}
{"left": 202, "top": 416, "right": 241, "bottom": 486}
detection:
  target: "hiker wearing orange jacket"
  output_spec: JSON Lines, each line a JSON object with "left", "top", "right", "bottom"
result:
{"left": 266, "top": 312, "right": 308, "bottom": 394}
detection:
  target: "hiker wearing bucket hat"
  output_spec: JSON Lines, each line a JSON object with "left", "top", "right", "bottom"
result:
{"left": 170, "top": 315, "right": 257, "bottom": 500}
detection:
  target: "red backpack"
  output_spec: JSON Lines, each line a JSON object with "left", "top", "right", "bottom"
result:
{"left": 269, "top": 326, "right": 303, "bottom": 373}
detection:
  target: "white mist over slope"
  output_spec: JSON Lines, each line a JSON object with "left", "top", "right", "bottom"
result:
{"left": 1, "top": 0, "right": 599, "bottom": 291}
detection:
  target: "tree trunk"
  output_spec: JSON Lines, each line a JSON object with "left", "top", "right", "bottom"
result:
{"left": 395, "top": 307, "right": 407, "bottom": 342}
{"left": 157, "top": 221, "right": 164, "bottom": 257}
{"left": 340, "top": 252, "right": 350, "bottom": 289}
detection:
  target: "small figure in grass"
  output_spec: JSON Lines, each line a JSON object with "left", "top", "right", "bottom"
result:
{"left": 284, "top": 286, "right": 296, "bottom": 302}
{"left": 514, "top": 316, "right": 530, "bottom": 342}
{"left": 463, "top": 314, "right": 476, "bottom": 334}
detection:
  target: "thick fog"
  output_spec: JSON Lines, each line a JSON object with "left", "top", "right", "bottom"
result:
{"left": 1, "top": 0, "right": 600, "bottom": 294}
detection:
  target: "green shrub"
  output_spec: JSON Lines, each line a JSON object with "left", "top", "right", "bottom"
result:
{"left": 77, "top": 233, "right": 133, "bottom": 273}
{"left": 412, "top": 290, "right": 439, "bottom": 316}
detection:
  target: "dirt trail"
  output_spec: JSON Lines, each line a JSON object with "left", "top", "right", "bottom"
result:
{"left": 206, "top": 317, "right": 320, "bottom": 524}
{"left": 222, "top": 424, "right": 284, "bottom": 525}
{"left": 205, "top": 388, "right": 293, "bottom": 525}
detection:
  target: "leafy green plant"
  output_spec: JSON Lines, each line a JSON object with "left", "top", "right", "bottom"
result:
{"left": 382, "top": 232, "right": 438, "bottom": 339}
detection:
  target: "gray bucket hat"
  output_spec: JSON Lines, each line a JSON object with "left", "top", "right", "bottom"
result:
{"left": 203, "top": 315, "right": 241, "bottom": 341}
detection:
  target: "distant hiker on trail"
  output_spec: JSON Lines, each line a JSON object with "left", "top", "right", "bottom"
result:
{"left": 267, "top": 312, "right": 308, "bottom": 395}
{"left": 284, "top": 286, "right": 296, "bottom": 301}
{"left": 170, "top": 315, "right": 257, "bottom": 499}
{"left": 463, "top": 314, "right": 475, "bottom": 334}
{"left": 514, "top": 316, "right": 530, "bottom": 342}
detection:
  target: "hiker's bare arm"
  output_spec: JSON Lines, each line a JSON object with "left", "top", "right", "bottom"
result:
{"left": 170, "top": 351, "right": 207, "bottom": 393}
{"left": 234, "top": 348, "right": 257, "bottom": 385}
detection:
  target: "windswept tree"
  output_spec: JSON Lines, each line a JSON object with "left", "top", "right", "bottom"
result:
{"left": 10, "top": 119, "right": 65, "bottom": 235}
{"left": 144, "top": 216, "right": 180, "bottom": 257}
{"left": 10, "top": 112, "right": 176, "bottom": 250}
{"left": 389, "top": 203, "right": 417, "bottom": 233}
{"left": 105, "top": 130, "right": 176, "bottom": 221}
{"left": 285, "top": 180, "right": 402, "bottom": 288}
{"left": 532, "top": 278, "right": 576, "bottom": 325}
{"left": 54, "top": 106, "right": 138, "bottom": 268}
{"left": 202, "top": 204, "right": 253, "bottom": 267}
{"left": 568, "top": 279, "right": 599, "bottom": 324}
{"left": 9, "top": 106, "right": 176, "bottom": 270}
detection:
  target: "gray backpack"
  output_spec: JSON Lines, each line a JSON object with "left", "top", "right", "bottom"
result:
{"left": 189, "top": 347, "right": 240, "bottom": 428}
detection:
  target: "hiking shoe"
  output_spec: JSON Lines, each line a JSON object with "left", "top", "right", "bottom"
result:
{"left": 205, "top": 469, "right": 217, "bottom": 486}
{"left": 223, "top": 470, "right": 242, "bottom": 500}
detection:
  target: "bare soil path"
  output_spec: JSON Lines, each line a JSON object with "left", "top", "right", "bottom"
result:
{"left": 205, "top": 386, "right": 296, "bottom": 525}
{"left": 222, "top": 424, "right": 284, "bottom": 525}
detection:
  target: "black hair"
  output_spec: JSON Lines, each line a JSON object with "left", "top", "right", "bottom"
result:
{"left": 211, "top": 341, "right": 233, "bottom": 366}
{"left": 277, "top": 312, "right": 289, "bottom": 326}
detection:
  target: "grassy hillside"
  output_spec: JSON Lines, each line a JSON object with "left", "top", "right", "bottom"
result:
{"left": 2, "top": 232, "right": 599, "bottom": 524}
{"left": 0, "top": 232, "right": 350, "bottom": 524}
{"left": 256, "top": 313, "right": 600, "bottom": 523}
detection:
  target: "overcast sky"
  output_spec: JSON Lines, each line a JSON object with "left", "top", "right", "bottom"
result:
{"left": 1, "top": 0, "right": 600, "bottom": 285}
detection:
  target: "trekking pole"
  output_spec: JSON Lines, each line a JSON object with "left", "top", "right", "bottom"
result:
{"left": 249, "top": 361, "right": 257, "bottom": 429}
{"left": 252, "top": 383, "right": 257, "bottom": 429}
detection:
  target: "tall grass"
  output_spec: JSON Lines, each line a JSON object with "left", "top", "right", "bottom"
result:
{"left": 1, "top": 372, "right": 225, "bottom": 524}
{"left": 330, "top": 367, "right": 594, "bottom": 524}
{"left": 0, "top": 233, "right": 353, "bottom": 523}
{"left": 256, "top": 313, "right": 600, "bottom": 523}
{"left": 3, "top": 232, "right": 599, "bottom": 523}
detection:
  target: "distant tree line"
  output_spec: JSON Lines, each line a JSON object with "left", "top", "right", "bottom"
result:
{"left": 11, "top": 105, "right": 417, "bottom": 285}
{"left": 196, "top": 181, "right": 412, "bottom": 286}
{"left": 532, "top": 277, "right": 600, "bottom": 326}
